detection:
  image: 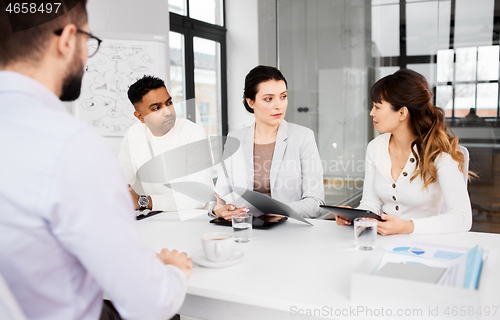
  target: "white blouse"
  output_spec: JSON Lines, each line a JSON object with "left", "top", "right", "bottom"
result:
{"left": 357, "top": 133, "right": 472, "bottom": 234}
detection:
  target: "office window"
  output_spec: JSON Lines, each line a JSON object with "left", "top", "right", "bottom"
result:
{"left": 189, "top": 0, "right": 224, "bottom": 26}
{"left": 374, "top": 0, "right": 500, "bottom": 120}
{"left": 169, "top": 0, "right": 186, "bottom": 15}
{"left": 169, "top": 0, "right": 223, "bottom": 26}
{"left": 194, "top": 37, "right": 222, "bottom": 135}
{"left": 436, "top": 85, "right": 453, "bottom": 117}
{"left": 454, "top": 0, "right": 494, "bottom": 48}
{"left": 169, "top": 0, "right": 227, "bottom": 136}
{"left": 371, "top": 3, "right": 399, "bottom": 57}
{"left": 406, "top": 1, "right": 439, "bottom": 56}
{"left": 437, "top": 46, "right": 499, "bottom": 118}
{"left": 169, "top": 31, "right": 186, "bottom": 119}
{"left": 407, "top": 63, "right": 437, "bottom": 88}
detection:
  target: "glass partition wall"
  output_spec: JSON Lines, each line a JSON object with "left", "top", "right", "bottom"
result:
{"left": 277, "top": 0, "right": 500, "bottom": 233}
{"left": 278, "top": 0, "right": 375, "bottom": 208}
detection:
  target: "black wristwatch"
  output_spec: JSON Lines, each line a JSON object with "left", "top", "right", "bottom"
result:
{"left": 138, "top": 195, "right": 149, "bottom": 211}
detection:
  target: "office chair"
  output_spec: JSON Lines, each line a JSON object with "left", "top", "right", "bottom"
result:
{"left": 440, "top": 145, "right": 469, "bottom": 214}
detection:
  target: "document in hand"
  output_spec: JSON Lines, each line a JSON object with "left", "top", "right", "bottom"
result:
{"left": 319, "top": 205, "right": 384, "bottom": 221}
{"left": 231, "top": 186, "right": 312, "bottom": 226}
{"left": 164, "top": 182, "right": 312, "bottom": 225}
{"left": 374, "top": 241, "right": 484, "bottom": 289}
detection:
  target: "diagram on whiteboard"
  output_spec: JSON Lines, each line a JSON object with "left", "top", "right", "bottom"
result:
{"left": 75, "top": 37, "right": 165, "bottom": 136}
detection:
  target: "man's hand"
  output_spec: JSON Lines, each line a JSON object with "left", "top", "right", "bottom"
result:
{"left": 377, "top": 213, "right": 414, "bottom": 236}
{"left": 157, "top": 249, "right": 193, "bottom": 279}
{"left": 128, "top": 184, "right": 140, "bottom": 210}
{"left": 128, "top": 184, "right": 152, "bottom": 210}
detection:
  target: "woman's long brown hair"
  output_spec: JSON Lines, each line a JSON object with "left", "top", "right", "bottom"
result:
{"left": 371, "top": 69, "right": 468, "bottom": 188}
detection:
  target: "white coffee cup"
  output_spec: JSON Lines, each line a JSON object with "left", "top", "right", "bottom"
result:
{"left": 201, "top": 232, "right": 234, "bottom": 262}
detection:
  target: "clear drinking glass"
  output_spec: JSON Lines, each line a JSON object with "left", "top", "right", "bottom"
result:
{"left": 354, "top": 217, "right": 377, "bottom": 250}
{"left": 231, "top": 212, "right": 252, "bottom": 243}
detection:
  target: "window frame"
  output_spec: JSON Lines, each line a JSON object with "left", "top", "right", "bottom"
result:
{"left": 169, "top": 0, "right": 228, "bottom": 136}
{"left": 374, "top": 0, "right": 500, "bottom": 122}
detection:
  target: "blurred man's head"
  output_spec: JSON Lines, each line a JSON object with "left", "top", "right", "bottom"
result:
{"left": 0, "top": 0, "right": 90, "bottom": 101}
{"left": 128, "top": 76, "right": 176, "bottom": 137}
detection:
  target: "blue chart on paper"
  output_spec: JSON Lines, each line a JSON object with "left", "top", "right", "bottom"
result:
{"left": 393, "top": 247, "right": 425, "bottom": 255}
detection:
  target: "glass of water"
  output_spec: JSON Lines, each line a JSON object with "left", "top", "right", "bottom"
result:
{"left": 231, "top": 212, "right": 252, "bottom": 243}
{"left": 354, "top": 217, "right": 377, "bottom": 250}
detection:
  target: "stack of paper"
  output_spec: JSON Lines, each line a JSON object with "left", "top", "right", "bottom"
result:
{"left": 375, "top": 262, "right": 448, "bottom": 284}
{"left": 373, "top": 241, "right": 483, "bottom": 289}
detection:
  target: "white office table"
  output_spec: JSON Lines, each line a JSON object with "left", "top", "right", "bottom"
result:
{"left": 137, "top": 213, "right": 500, "bottom": 320}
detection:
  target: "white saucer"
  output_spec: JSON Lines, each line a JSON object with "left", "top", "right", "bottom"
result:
{"left": 191, "top": 249, "right": 244, "bottom": 268}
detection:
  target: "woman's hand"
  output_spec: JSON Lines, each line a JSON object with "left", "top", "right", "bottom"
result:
{"left": 335, "top": 215, "right": 351, "bottom": 225}
{"left": 214, "top": 203, "right": 249, "bottom": 220}
{"left": 335, "top": 205, "right": 353, "bottom": 226}
{"left": 213, "top": 193, "right": 249, "bottom": 221}
{"left": 377, "top": 213, "right": 414, "bottom": 235}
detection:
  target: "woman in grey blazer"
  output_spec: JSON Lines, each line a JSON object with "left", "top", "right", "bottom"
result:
{"left": 213, "top": 66, "right": 325, "bottom": 219}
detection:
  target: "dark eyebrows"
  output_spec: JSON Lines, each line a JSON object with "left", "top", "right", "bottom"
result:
{"left": 148, "top": 97, "right": 172, "bottom": 109}
{"left": 262, "top": 90, "right": 287, "bottom": 97}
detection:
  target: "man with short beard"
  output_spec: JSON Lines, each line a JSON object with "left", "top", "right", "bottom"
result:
{"left": 120, "top": 75, "right": 213, "bottom": 213}
{"left": 0, "top": 1, "right": 191, "bottom": 319}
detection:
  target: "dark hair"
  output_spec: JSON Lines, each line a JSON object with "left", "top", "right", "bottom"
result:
{"left": 127, "top": 75, "right": 166, "bottom": 105}
{"left": 0, "top": 0, "right": 88, "bottom": 67}
{"left": 243, "top": 65, "right": 288, "bottom": 113}
{"left": 371, "top": 69, "right": 467, "bottom": 187}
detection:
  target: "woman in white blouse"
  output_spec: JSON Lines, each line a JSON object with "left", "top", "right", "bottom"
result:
{"left": 212, "top": 66, "right": 325, "bottom": 219}
{"left": 337, "top": 69, "right": 472, "bottom": 235}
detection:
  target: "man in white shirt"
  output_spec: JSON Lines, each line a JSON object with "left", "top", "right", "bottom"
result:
{"left": 0, "top": 2, "right": 191, "bottom": 319}
{"left": 119, "top": 75, "right": 213, "bottom": 212}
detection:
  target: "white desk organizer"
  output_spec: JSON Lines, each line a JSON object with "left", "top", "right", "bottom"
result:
{"left": 350, "top": 243, "right": 484, "bottom": 319}
{"left": 351, "top": 272, "right": 479, "bottom": 307}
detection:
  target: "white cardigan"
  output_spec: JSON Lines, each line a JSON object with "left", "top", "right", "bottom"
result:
{"left": 357, "top": 133, "right": 472, "bottom": 234}
{"left": 215, "top": 120, "right": 325, "bottom": 218}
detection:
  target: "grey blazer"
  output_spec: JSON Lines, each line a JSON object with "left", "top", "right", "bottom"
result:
{"left": 215, "top": 120, "right": 325, "bottom": 218}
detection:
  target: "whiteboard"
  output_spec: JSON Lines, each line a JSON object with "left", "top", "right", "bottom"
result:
{"left": 75, "top": 33, "right": 167, "bottom": 137}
